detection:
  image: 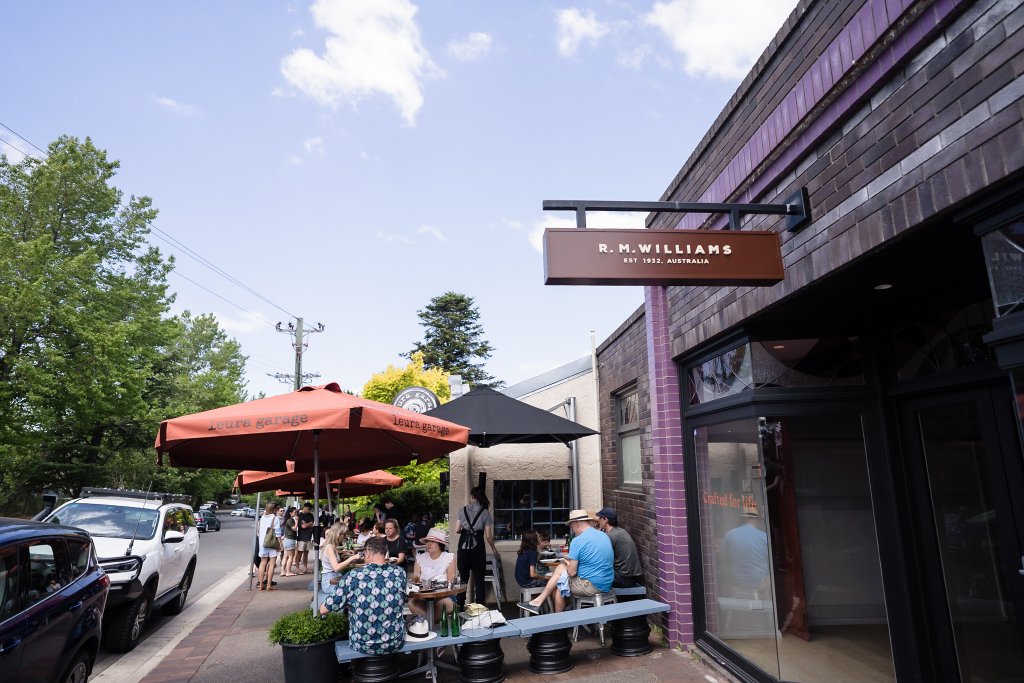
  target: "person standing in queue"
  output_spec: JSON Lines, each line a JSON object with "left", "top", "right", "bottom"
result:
{"left": 454, "top": 486, "right": 498, "bottom": 605}
{"left": 256, "top": 502, "right": 281, "bottom": 591}
{"left": 296, "top": 502, "right": 315, "bottom": 575}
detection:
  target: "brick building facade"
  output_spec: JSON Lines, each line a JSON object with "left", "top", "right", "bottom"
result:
{"left": 595, "top": 0, "right": 1024, "bottom": 681}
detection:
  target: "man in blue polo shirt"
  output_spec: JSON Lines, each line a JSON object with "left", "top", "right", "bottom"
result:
{"left": 518, "top": 509, "right": 613, "bottom": 613}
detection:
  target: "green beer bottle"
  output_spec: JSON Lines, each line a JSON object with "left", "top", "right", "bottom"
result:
{"left": 451, "top": 609, "right": 460, "bottom": 636}
{"left": 439, "top": 609, "right": 449, "bottom": 637}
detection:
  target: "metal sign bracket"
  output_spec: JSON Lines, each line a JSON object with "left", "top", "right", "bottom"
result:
{"left": 543, "top": 187, "right": 810, "bottom": 232}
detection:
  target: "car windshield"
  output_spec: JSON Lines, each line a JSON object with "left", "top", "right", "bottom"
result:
{"left": 47, "top": 502, "right": 159, "bottom": 539}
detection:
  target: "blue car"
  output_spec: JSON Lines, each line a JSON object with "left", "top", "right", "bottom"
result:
{"left": 0, "top": 518, "right": 109, "bottom": 683}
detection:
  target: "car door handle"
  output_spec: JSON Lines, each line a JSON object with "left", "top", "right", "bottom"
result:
{"left": 69, "top": 600, "right": 84, "bottom": 611}
{"left": 0, "top": 638, "right": 21, "bottom": 655}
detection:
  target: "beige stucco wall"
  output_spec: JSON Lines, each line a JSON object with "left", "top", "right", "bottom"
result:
{"left": 447, "top": 362, "right": 602, "bottom": 602}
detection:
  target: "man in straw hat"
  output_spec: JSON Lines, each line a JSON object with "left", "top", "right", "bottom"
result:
{"left": 320, "top": 535, "right": 408, "bottom": 655}
{"left": 518, "top": 509, "right": 613, "bottom": 614}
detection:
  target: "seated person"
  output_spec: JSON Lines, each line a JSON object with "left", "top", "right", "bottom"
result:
{"left": 355, "top": 519, "right": 375, "bottom": 546}
{"left": 319, "top": 524, "right": 362, "bottom": 599}
{"left": 320, "top": 536, "right": 407, "bottom": 655}
{"left": 409, "top": 527, "right": 456, "bottom": 622}
{"left": 515, "top": 529, "right": 547, "bottom": 589}
{"left": 382, "top": 519, "right": 407, "bottom": 565}
{"left": 518, "top": 510, "right": 614, "bottom": 614}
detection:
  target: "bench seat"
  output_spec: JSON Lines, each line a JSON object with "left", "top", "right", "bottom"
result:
{"left": 613, "top": 586, "right": 647, "bottom": 597}
{"left": 335, "top": 623, "right": 520, "bottom": 662}
{"left": 506, "top": 598, "right": 668, "bottom": 636}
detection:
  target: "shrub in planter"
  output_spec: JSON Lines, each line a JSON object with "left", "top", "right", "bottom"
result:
{"left": 269, "top": 610, "right": 348, "bottom": 683}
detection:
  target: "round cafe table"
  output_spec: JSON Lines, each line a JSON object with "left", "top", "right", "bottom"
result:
{"left": 401, "top": 584, "right": 467, "bottom": 680}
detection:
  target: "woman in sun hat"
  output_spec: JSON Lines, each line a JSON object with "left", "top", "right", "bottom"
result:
{"left": 409, "top": 527, "right": 457, "bottom": 622}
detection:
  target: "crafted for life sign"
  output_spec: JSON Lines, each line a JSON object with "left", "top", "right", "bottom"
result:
{"left": 543, "top": 228, "right": 784, "bottom": 286}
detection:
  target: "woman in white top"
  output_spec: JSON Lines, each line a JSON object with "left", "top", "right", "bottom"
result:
{"left": 256, "top": 502, "right": 281, "bottom": 591}
{"left": 409, "top": 527, "right": 456, "bottom": 622}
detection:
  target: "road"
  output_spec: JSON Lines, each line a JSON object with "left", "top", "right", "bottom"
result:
{"left": 92, "top": 511, "right": 259, "bottom": 675}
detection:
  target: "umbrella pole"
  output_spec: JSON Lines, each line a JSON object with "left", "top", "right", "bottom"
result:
{"left": 325, "top": 470, "right": 333, "bottom": 526}
{"left": 250, "top": 491, "right": 261, "bottom": 592}
{"left": 312, "top": 430, "right": 320, "bottom": 615}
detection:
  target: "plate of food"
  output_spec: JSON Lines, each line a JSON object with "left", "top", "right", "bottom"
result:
{"left": 540, "top": 558, "right": 561, "bottom": 566}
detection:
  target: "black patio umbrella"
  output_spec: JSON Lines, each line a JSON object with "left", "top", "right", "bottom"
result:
{"left": 424, "top": 386, "right": 597, "bottom": 447}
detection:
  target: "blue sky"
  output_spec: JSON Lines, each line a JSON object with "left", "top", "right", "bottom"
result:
{"left": 2, "top": 0, "right": 795, "bottom": 398}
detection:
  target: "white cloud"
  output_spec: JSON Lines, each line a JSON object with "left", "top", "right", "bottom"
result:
{"left": 643, "top": 0, "right": 796, "bottom": 79}
{"left": 303, "top": 136, "right": 325, "bottom": 154}
{"left": 447, "top": 32, "right": 492, "bottom": 62}
{"left": 291, "top": 28, "right": 305, "bottom": 38}
{"left": 280, "top": 0, "right": 442, "bottom": 126}
{"left": 215, "top": 310, "right": 275, "bottom": 334}
{"left": 0, "top": 131, "right": 38, "bottom": 163}
{"left": 153, "top": 96, "right": 200, "bottom": 117}
{"left": 417, "top": 225, "right": 447, "bottom": 241}
{"left": 617, "top": 45, "right": 651, "bottom": 69}
{"left": 528, "top": 211, "right": 648, "bottom": 252}
{"left": 555, "top": 8, "right": 609, "bottom": 57}
{"left": 374, "top": 230, "right": 415, "bottom": 244}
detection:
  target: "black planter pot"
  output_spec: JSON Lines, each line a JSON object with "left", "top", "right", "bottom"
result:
{"left": 281, "top": 639, "right": 342, "bottom": 683}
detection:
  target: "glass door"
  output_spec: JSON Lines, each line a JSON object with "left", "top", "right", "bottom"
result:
{"left": 900, "top": 387, "right": 1024, "bottom": 682}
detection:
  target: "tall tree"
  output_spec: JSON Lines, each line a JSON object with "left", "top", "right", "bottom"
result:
{"left": 405, "top": 291, "right": 499, "bottom": 387}
{"left": 0, "top": 136, "right": 248, "bottom": 512}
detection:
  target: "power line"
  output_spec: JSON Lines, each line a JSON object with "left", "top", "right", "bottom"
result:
{"left": 0, "top": 122, "right": 48, "bottom": 157}
{"left": 0, "top": 120, "right": 301, "bottom": 325}
{"left": 148, "top": 225, "right": 299, "bottom": 319}
{"left": 0, "top": 135, "right": 35, "bottom": 160}
{"left": 169, "top": 269, "right": 276, "bottom": 329}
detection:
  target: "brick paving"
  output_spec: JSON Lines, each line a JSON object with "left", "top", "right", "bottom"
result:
{"left": 137, "top": 573, "right": 728, "bottom": 683}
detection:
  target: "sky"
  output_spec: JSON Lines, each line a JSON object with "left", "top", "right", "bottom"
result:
{"left": 2, "top": 0, "right": 797, "bottom": 399}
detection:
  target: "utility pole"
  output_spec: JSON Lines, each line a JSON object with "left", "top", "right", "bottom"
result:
{"left": 275, "top": 317, "right": 325, "bottom": 391}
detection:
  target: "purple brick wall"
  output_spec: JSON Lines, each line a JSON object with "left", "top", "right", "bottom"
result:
{"left": 597, "top": 0, "right": 1024, "bottom": 652}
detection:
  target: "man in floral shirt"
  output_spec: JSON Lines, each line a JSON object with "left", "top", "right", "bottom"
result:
{"left": 320, "top": 535, "right": 407, "bottom": 655}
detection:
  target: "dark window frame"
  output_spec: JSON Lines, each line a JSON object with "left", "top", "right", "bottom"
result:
{"left": 492, "top": 479, "right": 571, "bottom": 541}
{"left": 615, "top": 384, "right": 643, "bottom": 489}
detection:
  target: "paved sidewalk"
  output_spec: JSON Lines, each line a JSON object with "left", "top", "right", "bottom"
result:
{"left": 137, "top": 571, "right": 732, "bottom": 683}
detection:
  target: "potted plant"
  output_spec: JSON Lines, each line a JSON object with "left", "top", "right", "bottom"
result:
{"left": 269, "top": 609, "right": 348, "bottom": 683}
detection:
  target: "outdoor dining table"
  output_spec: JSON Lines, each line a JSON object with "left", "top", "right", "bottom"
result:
{"left": 401, "top": 584, "right": 468, "bottom": 680}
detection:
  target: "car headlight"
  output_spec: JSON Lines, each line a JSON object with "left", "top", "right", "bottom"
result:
{"left": 100, "top": 556, "right": 143, "bottom": 580}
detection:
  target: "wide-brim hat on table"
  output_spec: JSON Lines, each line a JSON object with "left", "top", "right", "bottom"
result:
{"left": 420, "top": 527, "right": 448, "bottom": 547}
{"left": 566, "top": 509, "right": 598, "bottom": 524}
{"left": 406, "top": 617, "right": 438, "bottom": 641}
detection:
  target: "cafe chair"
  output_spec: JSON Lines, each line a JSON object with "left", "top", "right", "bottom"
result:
{"left": 483, "top": 555, "right": 506, "bottom": 604}
{"left": 571, "top": 590, "right": 617, "bottom": 646}
{"left": 518, "top": 586, "right": 552, "bottom": 617}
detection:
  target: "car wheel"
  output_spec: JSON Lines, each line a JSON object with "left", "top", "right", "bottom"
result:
{"left": 61, "top": 649, "right": 91, "bottom": 683}
{"left": 103, "top": 588, "right": 152, "bottom": 653}
{"left": 162, "top": 565, "right": 193, "bottom": 616}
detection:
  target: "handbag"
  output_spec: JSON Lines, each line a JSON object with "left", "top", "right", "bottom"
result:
{"left": 262, "top": 523, "right": 281, "bottom": 550}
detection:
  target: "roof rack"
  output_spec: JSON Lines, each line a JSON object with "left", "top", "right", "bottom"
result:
{"left": 79, "top": 487, "right": 192, "bottom": 505}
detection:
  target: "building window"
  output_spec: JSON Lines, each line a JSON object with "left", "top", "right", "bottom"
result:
{"left": 617, "top": 388, "right": 642, "bottom": 486}
{"left": 492, "top": 480, "right": 570, "bottom": 541}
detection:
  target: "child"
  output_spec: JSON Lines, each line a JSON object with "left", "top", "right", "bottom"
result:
{"left": 514, "top": 529, "right": 547, "bottom": 588}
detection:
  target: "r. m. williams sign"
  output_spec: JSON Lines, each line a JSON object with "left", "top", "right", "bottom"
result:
{"left": 543, "top": 228, "right": 784, "bottom": 286}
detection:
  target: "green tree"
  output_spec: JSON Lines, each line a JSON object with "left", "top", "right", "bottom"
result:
{"left": 362, "top": 351, "right": 449, "bottom": 404}
{"left": 405, "top": 291, "right": 499, "bottom": 387}
{"left": 0, "top": 136, "right": 248, "bottom": 513}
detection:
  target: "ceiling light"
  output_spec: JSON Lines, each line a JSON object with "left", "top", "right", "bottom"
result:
{"left": 874, "top": 283, "right": 893, "bottom": 290}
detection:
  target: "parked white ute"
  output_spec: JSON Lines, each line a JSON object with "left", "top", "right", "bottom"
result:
{"left": 45, "top": 488, "right": 200, "bottom": 652}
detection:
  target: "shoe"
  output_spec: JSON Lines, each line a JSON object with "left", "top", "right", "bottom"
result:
{"left": 435, "top": 646, "right": 446, "bottom": 658}
{"left": 270, "top": 580, "right": 278, "bottom": 586}
{"left": 518, "top": 601, "right": 541, "bottom": 615}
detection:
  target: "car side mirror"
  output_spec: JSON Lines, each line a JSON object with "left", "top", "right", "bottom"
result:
{"left": 163, "top": 530, "right": 185, "bottom": 544}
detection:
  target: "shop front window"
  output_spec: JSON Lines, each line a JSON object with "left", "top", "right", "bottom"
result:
{"left": 492, "top": 479, "right": 570, "bottom": 541}
{"left": 690, "top": 339, "right": 864, "bottom": 406}
{"left": 980, "top": 220, "right": 1024, "bottom": 317}
{"left": 695, "top": 415, "right": 895, "bottom": 682}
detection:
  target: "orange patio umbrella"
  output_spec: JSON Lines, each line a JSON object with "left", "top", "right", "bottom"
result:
{"left": 156, "top": 383, "right": 469, "bottom": 472}
{"left": 157, "top": 383, "right": 466, "bottom": 610}
{"left": 235, "top": 468, "right": 402, "bottom": 496}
